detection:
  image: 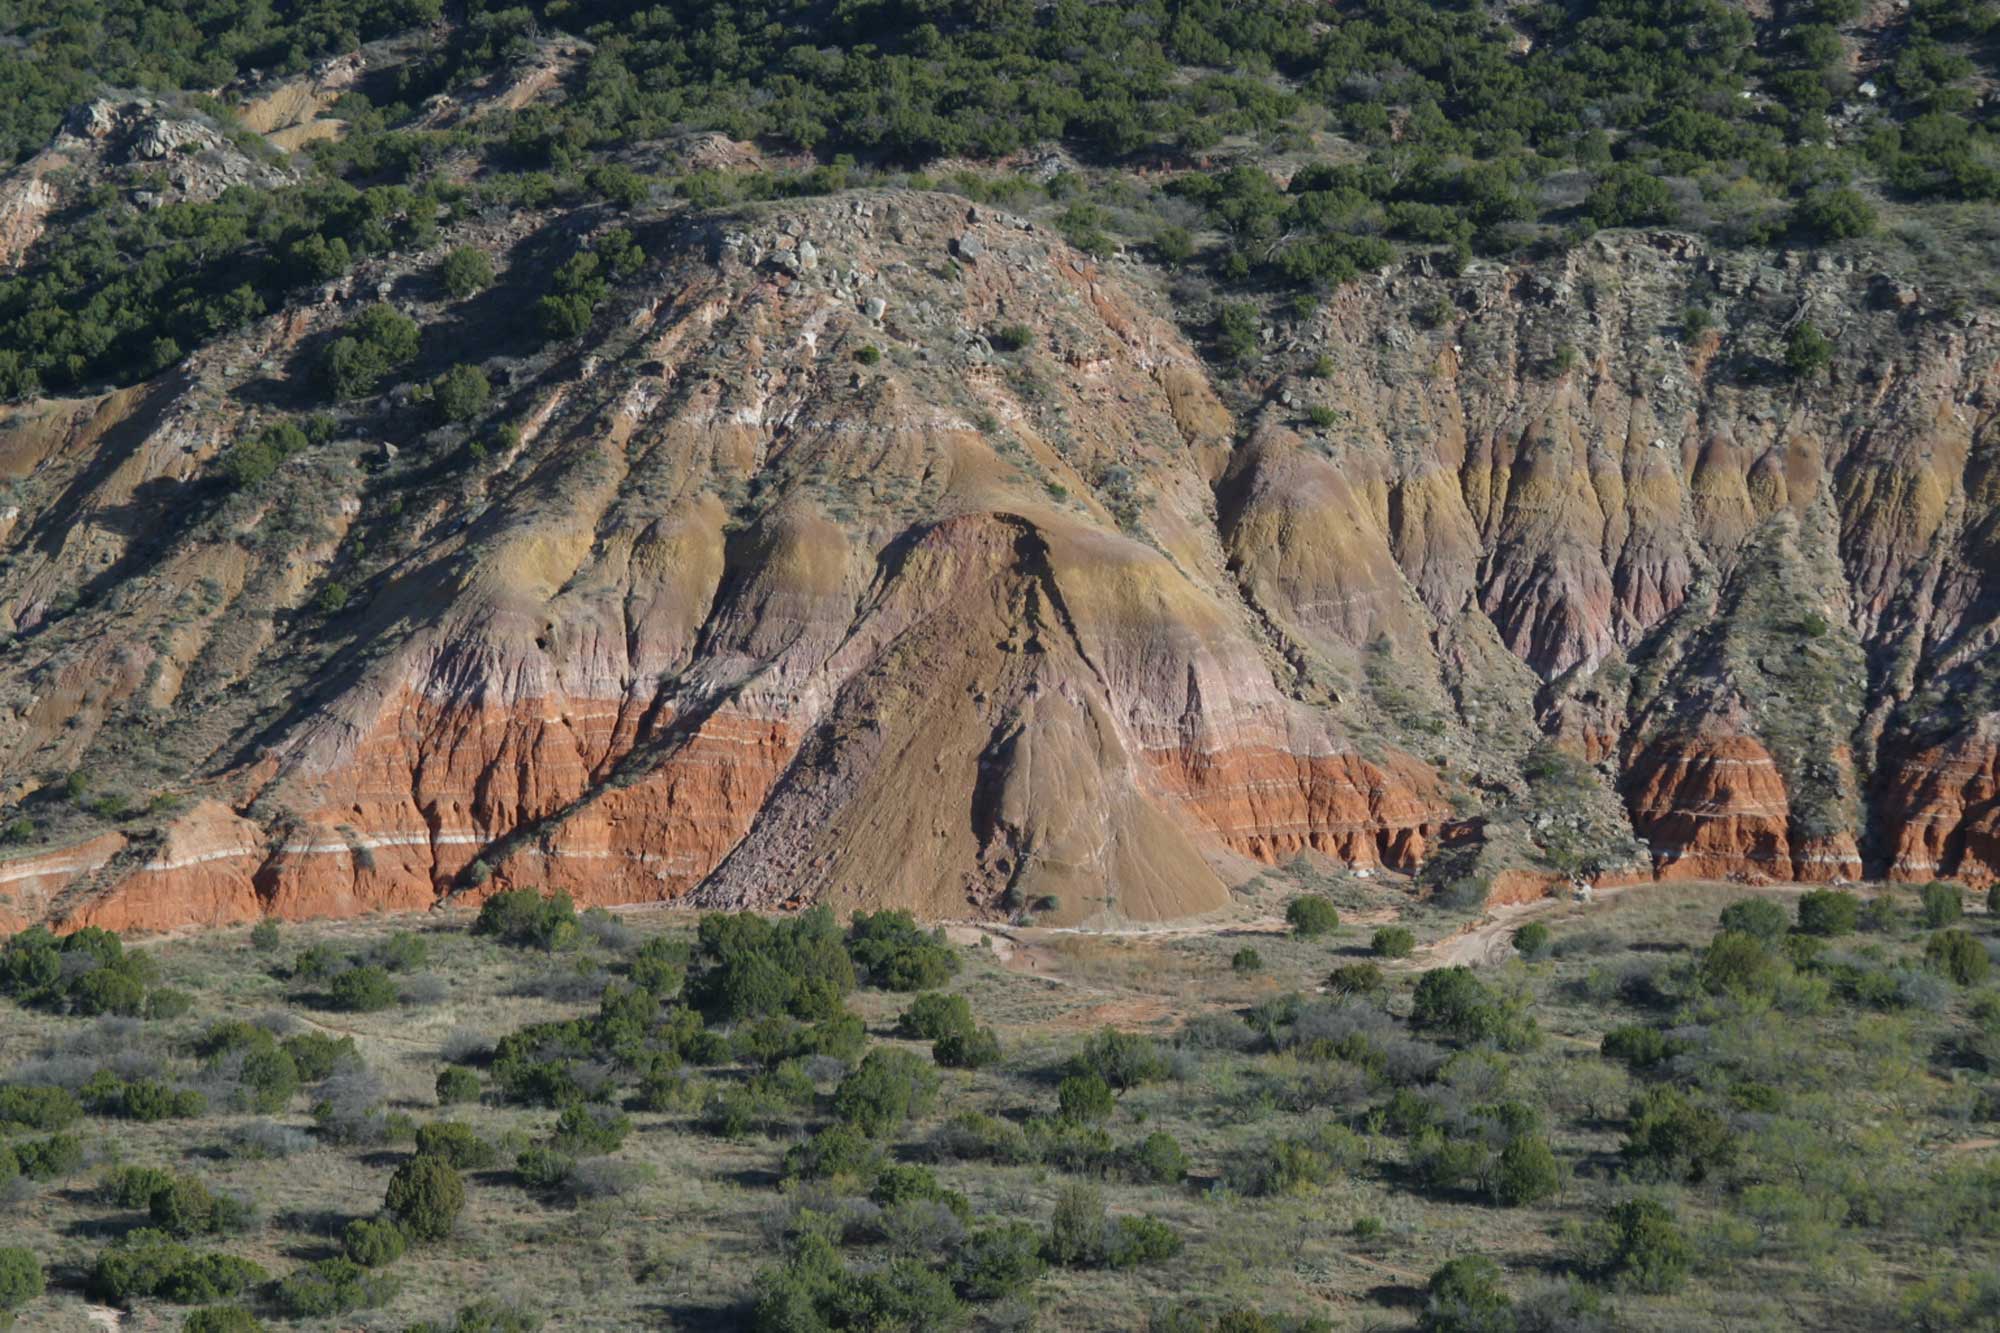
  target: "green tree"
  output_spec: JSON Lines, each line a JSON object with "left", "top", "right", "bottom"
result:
{"left": 1421, "top": 1255, "right": 1512, "bottom": 1332}
{"left": 1790, "top": 186, "right": 1876, "bottom": 240}
{"left": 1373, "top": 927, "right": 1416, "bottom": 958}
{"left": 1921, "top": 882, "right": 1964, "bottom": 928}
{"left": 1286, "top": 896, "right": 1340, "bottom": 938}
{"left": 1603, "top": 1197, "right": 1691, "bottom": 1293}
{"left": 1057, "top": 1073, "right": 1116, "bottom": 1124}
{"left": 1926, "top": 929, "right": 1990, "bottom": 985}
{"left": 439, "top": 247, "right": 495, "bottom": 299}
{"left": 384, "top": 1156, "right": 464, "bottom": 1242}
{"left": 430, "top": 364, "right": 490, "bottom": 424}
{"left": 1586, "top": 165, "right": 1678, "bottom": 227}
{"left": 0, "top": 1248, "right": 43, "bottom": 1324}
{"left": 1719, "top": 898, "right": 1789, "bottom": 943}
{"left": 1796, "top": 888, "right": 1859, "bottom": 936}
{"left": 1784, "top": 322, "right": 1833, "bottom": 381}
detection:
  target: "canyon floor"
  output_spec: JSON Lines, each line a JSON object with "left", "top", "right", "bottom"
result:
{"left": 4, "top": 870, "right": 1998, "bottom": 1330}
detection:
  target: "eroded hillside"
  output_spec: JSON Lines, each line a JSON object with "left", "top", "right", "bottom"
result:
{"left": 0, "top": 174, "right": 1994, "bottom": 934}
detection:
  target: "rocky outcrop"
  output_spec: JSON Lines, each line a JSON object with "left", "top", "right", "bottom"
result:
{"left": 2, "top": 192, "right": 1999, "bottom": 934}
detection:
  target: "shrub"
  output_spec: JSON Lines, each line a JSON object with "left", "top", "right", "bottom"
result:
{"left": 1719, "top": 898, "right": 1789, "bottom": 943}
{"left": 515, "top": 1146, "right": 576, "bottom": 1191}
{"left": 834, "top": 1049, "right": 940, "bottom": 1136}
{"left": 236, "top": 1046, "right": 300, "bottom": 1113}
{"left": 1622, "top": 1087, "right": 1734, "bottom": 1183}
{"left": 1104, "top": 1215, "right": 1182, "bottom": 1268}
{"left": 1796, "top": 889, "right": 1860, "bottom": 936}
{"left": 1602, "top": 1197, "right": 1690, "bottom": 1293}
{"left": 473, "top": 890, "right": 579, "bottom": 950}
{"left": 15, "top": 1134, "right": 83, "bottom": 1180}
{"left": 1327, "top": 963, "right": 1386, "bottom": 996}
{"left": 1231, "top": 947, "right": 1264, "bottom": 973}
{"left": 1927, "top": 930, "right": 1991, "bottom": 986}
{"left": 415, "top": 1121, "right": 500, "bottom": 1169}
{"left": 88, "top": 1232, "right": 266, "bottom": 1305}
{"left": 1044, "top": 1182, "right": 1106, "bottom": 1266}
{"left": 0, "top": 1249, "right": 42, "bottom": 1322}
{"left": 1067, "top": 1027, "right": 1169, "bottom": 1091}
{"left": 341, "top": 1217, "right": 407, "bottom": 1268}
{"left": 1057, "top": 1073, "right": 1116, "bottom": 1123}
{"left": 854, "top": 344, "right": 882, "bottom": 365}
{"left": 1790, "top": 185, "right": 1875, "bottom": 240}
{"left": 1511, "top": 922, "right": 1551, "bottom": 959}
{"left": 846, "top": 911, "right": 959, "bottom": 990}
{"left": 1699, "top": 931, "right": 1781, "bottom": 997}
{"left": 990, "top": 324, "right": 1035, "bottom": 352}
{"left": 384, "top": 1156, "right": 464, "bottom": 1242}
{"left": 951, "top": 1222, "right": 1045, "bottom": 1302}
{"left": 1286, "top": 896, "right": 1340, "bottom": 938}
{"left": 1373, "top": 927, "right": 1416, "bottom": 958}
{"left": 1586, "top": 164, "right": 1677, "bottom": 227}
{"left": 282, "top": 1032, "right": 359, "bottom": 1081}
{"left": 551, "top": 1104, "right": 631, "bottom": 1155}
{"left": 1492, "top": 1136, "right": 1562, "bottom": 1206}
{"left": 440, "top": 247, "right": 495, "bottom": 299}
{"left": 1125, "top": 1131, "right": 1188, "bottom": 1184}
{"left": 271, "top": 1258, "right": 399, "bottom": 1319}
{"left": 933, "top": 1027, "right": 1001, "bottom": 1069}
{"left": 1411, "top": 967, "right": 1534, "bottom": 1047}
{"left": 150, "top": 1175, "right": 252, "bottom": 1238}
{"left": 430, "top": 364, "right": 491, "bottom": 425}
{"left": 328, "top": 965, "right": 398, "bottom": 1013}
{"left": 1421, "top": 1256, "right": 1512, "bottom": 1333}
{"left": 1922, "top": 882, "right": 1965, "bottom": 928}
{"left": 0, "top": 1084, "right": 82, "bottom": 1132}
{"left": 436, "top": 1066, "right": 481, "bottom": 1106}
{"left": 1784, "top": 322, "right": 1833, "bottom": 381}
{"left": 782, "top": 1123, "right": 882, "bottom": 1183}
{"left": 898, "top": 992, "right": 974, "bottom": 1042}
{"left": 318, "top": 305, "right": 420, "bottom": 399}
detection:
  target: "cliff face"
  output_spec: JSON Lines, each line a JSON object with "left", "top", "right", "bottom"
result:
{"left": 0, "top": 191, "right": 1996, "bottom": 933}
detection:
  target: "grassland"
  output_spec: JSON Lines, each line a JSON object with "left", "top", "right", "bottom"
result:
{"left": 4, "top": 866, "right": 1999, "bottom": 1331}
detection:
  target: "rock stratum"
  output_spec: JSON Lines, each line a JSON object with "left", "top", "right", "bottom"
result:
{"left": 1, "top": 189, "right": 1996, "bottom": 934}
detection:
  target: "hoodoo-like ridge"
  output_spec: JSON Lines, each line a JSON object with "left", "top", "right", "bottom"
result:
{"left": 2, "top": 191, "right": 1999, "bottom": 933}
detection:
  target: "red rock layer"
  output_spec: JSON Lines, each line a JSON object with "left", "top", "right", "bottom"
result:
{"left": 1876, "top": 726, "right": 2000, "bottom": 886}
{"left": 1624, "top": 733, "right": 1864, "bottom": 883}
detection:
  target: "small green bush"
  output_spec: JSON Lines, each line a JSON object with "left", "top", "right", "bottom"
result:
{"left": 0, "top": 1248, "right": 43, "bottom": 1322}
{"left": 1927, "top": 929, "right": 1991, "bottom": 986}
{"left": 1719, "top": 898, "right": 1789, "bottom": 942}
{"left": 271, "top": 1258, "right": 399, "bottom": 1319}
{"left": 436, "top": 1066, "right": 481, "bottom": 1106}
{"left": 328, "top": 965, "right": 398, "bottom": 1012}
{"left": 440, "top": 247, "right": 495, "bottom": 299}
{"left": 1795, "top": 889, "right": 1860, "bottom": 937}
{"left": 1057, "top": 1073, "right": 1116, "bottom": 1124}
{"left": 1372, "top": 927, "right": 1416, "bottom": 958}
{"left": 384, "top": 1156, "right": 464, "bottom": 1242}
{"left": 898, "top": 992, "right": 974, "bottom": 1041}
{"left": 1285, "top": 896, "right": 1340, "bottom": 939}
{"left": 472, "top": 890, "right": 579, "bottom": 950}
{"left": 1511, "top": 922, "right": 1551, "bottom": 958}
{"left": 1921, "top": 882, "right": 1965, "bottom": 928}
{"left": 933, "top": 1026, "right": 1002, "bottom": 1069}
{"left": 1230, "top": 946, "right": 1264, "bottom": 973}
{"left": 415, "top": 1121, "right": 500, "bottom": 1170}
{"left": 1602, "top": 1196, "right": 1691, "bottom": 1293}
{"left": 1422, "top": 1255, "right": 1512, "bottom": 1332}
{"left": 341, "top": 1217, "right": 407, "bottom": 1268}
{"left": 834, "top": 1048, "right": 940, "bottom": 1137}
